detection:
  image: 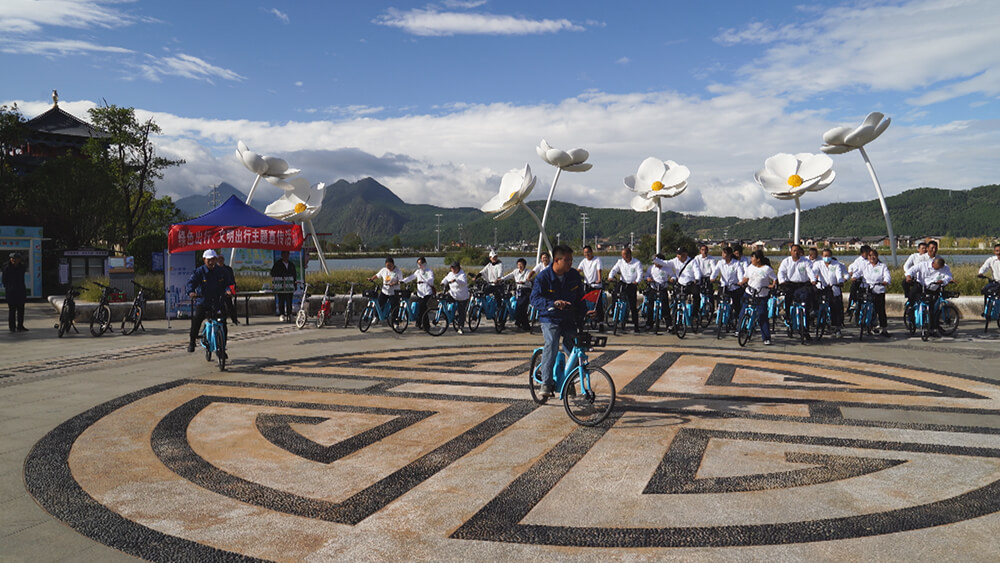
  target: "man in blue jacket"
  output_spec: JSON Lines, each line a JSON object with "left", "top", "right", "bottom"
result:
{"left": 530, "top": 244, "right": 586, "bottom": 397}
{"left": 186, "top": 249, "right": 235, "bottom": 354}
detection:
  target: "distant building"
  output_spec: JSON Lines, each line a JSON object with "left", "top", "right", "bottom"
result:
{"left": 13, "top": 90, "right": 109, "bottom": 174}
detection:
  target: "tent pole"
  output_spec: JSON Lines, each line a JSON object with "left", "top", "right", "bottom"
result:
{"left": 166, "top": 251, "right": 171, "bottom": 329}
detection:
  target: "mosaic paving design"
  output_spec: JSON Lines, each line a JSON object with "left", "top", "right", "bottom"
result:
{"left": 25, "top": 345, "right": 1000, "bottom": 560}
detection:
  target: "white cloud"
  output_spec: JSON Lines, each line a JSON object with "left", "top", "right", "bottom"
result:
{"left": 0, "top": 0, "right": 148, "bottom": 33}
{"left": 0, "top": 38, "right": 133, "bottom": 56}
{"left": 294, "top": 81, "right": 303, "bottom": 87}
{"left": 718, "top": 0, "right": 1000, "bottom": 105}
{"left": 321, "top": 105, "right": 385, "bottom": 118}
{"left": 268, "top": 8, "right": 290, "bottom": 24}
{"left": 138, "top": 53, "right": 245, "bottom": 83}
{"left": 374, "top": 8, "right": 583, "bottom": 36}
{"left": 616, "top": 57, "right": 630, "bottom": 65}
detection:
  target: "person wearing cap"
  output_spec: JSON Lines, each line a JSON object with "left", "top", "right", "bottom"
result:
{"left": 270, "top": 250, "right": 297, "bottom": 322}
{"left": 186, "top": 249, "right": 236, "bottom": 354}
{"left": 401, "top": 257, "right": 435, "bottom": 331}
{"left": 2, "top": 252, "right": 28, "bottom": 333}
{"left": 477, "top": 250, "right": 505, "bottom": 301}
{"left": 441, "top": 261, "right": 470, "bottom": 334}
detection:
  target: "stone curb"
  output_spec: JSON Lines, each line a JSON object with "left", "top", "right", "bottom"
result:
{"left": 46, "top": 295, "right": 368, "bottom": 322}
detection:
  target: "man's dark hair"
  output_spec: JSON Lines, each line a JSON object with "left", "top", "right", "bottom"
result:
{"left": 517, "top": 258, "right": 527, "bottom": 266}
{"left": 791, "top": 244, "right": 803, "bottom": 253}
{"left": 733, "top": 245, "right": 743, "bottom": 255}
{"left": 860, "top": 245, "right": 873, "bottom": 254}
{"left": 927, "top": 240, "right": 938, "bottom": 247}
{"left": 993, "top": 242, "right": 999, "bottom": 250}
{"left": 385, "top": 257, "right": 394, "bottom": 265}
{"left": 553, "top": 244, "right": 573, "bottom": 261}
{"left": 583, "top": 245, "right": 593, "bottom": 252}
{"left": 917, "top": 242, "right": 928, "bottom": 248}
{"left": 722, "top": 247, "right": 733, "bottom": 257}
{"left": 655, "top": 253, "right": 665, "bottom": 260}
{"left": 417, "top": 256, "right": 426, "bottom": 265}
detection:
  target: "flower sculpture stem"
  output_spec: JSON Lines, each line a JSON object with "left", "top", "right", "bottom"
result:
{"left": 535, "top": 168, "right": 562, "bottom": 262}
{"left": 859, "top": 146, "right": 897, "bottom": 266}
{"left": 306, "top": 219, "right": 330, "bottom": 275}
{"left": 793, "top": 196, "right": 802, "bottom": 247}
{"left": 655, "top": 199, "right": 662, "bottom": 255}
{"left": 521, "top": 201, "right": 553, "bottom": 256}
{"left": 245, "top": 175, "right": 263, "bottom": 206}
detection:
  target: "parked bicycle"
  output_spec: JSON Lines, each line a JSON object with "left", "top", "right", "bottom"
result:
{"left": 358, "top": 283, "right": 407, "bottom": 333}
{"left": 491, "top": 281, "right": 512, "bottom": 333}
{"left": 425, "top": 290, "right": 463, "bottom": 336}
{"left": 528, "top": 331, "right": 615, "bottom": 426}
{"left": 982, "top": 283, "right": 1000, "bottom": 333}
{"left": 342, "top": 282, "right": 359, "bottom": 328}
{"left": 606, "top": 281, "right": 630, "bottom": 336}
{"left": 786, "top": 290, "right": 810, "bottom": 344}
{"left": 669, "top": 281, "right": 699, "bottom": 339}
{"left": 89, "top": 282, "right": 115, "bottom": 337}
{"left": 737, "top": 287, "right": 765, "bottom": 348}
{"left": 121, "top": 280, "right": 152, "bottom": 335}
{"left": 715, "top": 287, "right": 738, "bottom": 339}
{"left": 294, "top": 282, "right": 312, "bottom": 329}
{"left": 55, "top": 285, "right": 84, "bottom": 338}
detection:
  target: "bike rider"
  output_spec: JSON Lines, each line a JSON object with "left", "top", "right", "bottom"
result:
{"left": 401, "top": 257, "right": 434, "bottom": 331}
{"left": 977, "top": 243, "right": 1000, "bottom": 298}
{"left": 814, "top": 248, "right": 848, "bottom": 338}
{"left": 529, "top": 251, "right": 551, "bottom": 283}
{"left": 655, "top": 246, "right": 703, "bottom": 332}
{"left": 215, "top": 253, "right": 240, "bottom": 325}
{"left": 186, "top": 249, "right": 235, "bottom": 356}
{"left": 530, "top": 244, "right": 587, "bottom": 398}
{"left": 712, "top": 246, "right": 745, "bottom": 320}
{"left": 777, "top": 244, "right": 817, "bottom": 340}
{"left": 910, "top": 255, "right": 953, "bottom": 336}
{"left": 441, "top": 261, "right": 470, "bottom": 334}
{"left": 502, "top": 258, "right": 533, "bottom": 331}
{"left": 476, "top": 249, "right": 505, "bottom": 298}
{"left": 739, "top": 250, "right": 777, "bottom": 345}
{"left": 847, "top": 245, "right": 873, "bottom": 311}
{"left": 644, "top": 253, "right": 673, "bottom": 331}
{"left": 578, "top": 245, "right": 604, "bottom": 329}
{"left": 902, "top": 241, "right": 930, "bottom": 299}
{"left": 369, "top": 257, "right": 403, "bottom": 317}
{"left": 608, "top": 246, "right": 644, "bottom": 333}
{"left": 859, "top": 249, "right": 892, "bottom": 337}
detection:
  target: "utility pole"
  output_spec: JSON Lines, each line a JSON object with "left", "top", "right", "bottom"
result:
{"left": 435, "top": 214, "right": 443, "bottom": 251}
{"left": 494, "top": 226, "right": 497, "bottom": 249}
{"left": 630, "top": 231, "right": 634, "bottom": 248}
{"left": 458, "top": 223, "right": 464, "bottom": 245}
{"left": 556, "top": 233, "right": 561, "bottom": 246}
{"left": 580, "top": 212, "right": 588, "bottom": 249}
{"left": 208, "top": 183, "right": 222, "bottom": 209}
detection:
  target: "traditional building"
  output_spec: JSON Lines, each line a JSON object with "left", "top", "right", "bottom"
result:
{"left": 15, "top": 90, "right": 108, "bottom": 173}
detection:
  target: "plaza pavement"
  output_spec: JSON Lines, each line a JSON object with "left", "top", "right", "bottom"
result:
{"left": 1, "top": 302, "right": 999, "bottom": 561}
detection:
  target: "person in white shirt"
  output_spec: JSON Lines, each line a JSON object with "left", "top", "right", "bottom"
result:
{"left": 739, "top": 250, "right": 777, "bottom": 345}
{"left": 529, "top": 252, "right": 550, "bottom": 281}
{"left": 910, "top": 256, "right": 954, "bottom": 336}
{"left": 401, "top": 257, "right": 434, "bottom": 331}
{"left": 977, "top": 243, "right": 1000, "bottom": 288}
{"left": 502, "top": 258, "right": 534, "bottom": 331}
{"left": 778, "top": 245, "right": 818, "bottom": 337}
{"left": 577, "top": 245, "right": 605, "bottom": 328}
{"left": 814, "top": 249, "right": 848, "bottom": 337}
{"left": 369, "top": 257, "right": 403, "bottom": 315}
{"left": 653, "top": 247, "right": 703, "bottom": 333}
{"left": 694, "top": 244, "right": 717, "bottom": 279}
{"left": 902, "top": 242, "right": 930, "bottom": 298}
{"left": 733, "top": 245, "right": 751, "bottom": 269}
{"left": 608, "top": 246, "right": 644, "bottom": 332}
{"left": 644, "top": 253, "right": 673, "bottom": 330}
{"left": 478, "top": 250, "right": 504, "bottom": 283}
{"left": 441, "top": 261, "right": 470, "bottom": 334}
{"left": 713, "top": 247, "right": 745, "bottom": 315}
{"left": 859, "top": 249, "right": 892, "bottom": 336}
{"left": 807, "top": 247, "right": 819, "bottom": 267}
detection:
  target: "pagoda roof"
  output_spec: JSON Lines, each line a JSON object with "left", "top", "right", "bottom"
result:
{"left": 25, "top": 105, "right": 108, "bottom": 139}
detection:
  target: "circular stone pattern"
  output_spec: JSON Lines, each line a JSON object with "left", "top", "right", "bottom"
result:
{"left": 26, "top": 345, "right": 1000, "bottom": 560}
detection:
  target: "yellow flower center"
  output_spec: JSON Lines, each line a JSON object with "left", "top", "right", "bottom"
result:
{"left": 787, "top": 175, "right": 803, "bottom": 188}
{"left": 509, "top": 191, "right": 518, "bottom": 200}
{"left": 651, "top": 181, "right": 664, "bottom": 192}
{"left": 294, "top": 202, "right": 307, "bottom": 213}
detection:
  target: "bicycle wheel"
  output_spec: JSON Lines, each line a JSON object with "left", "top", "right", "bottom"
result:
{"left": 295, "top": 309, "right": 308, "bottom": 329}
{"left": 494, "top": 303, "right": 507, "bottom": 333}
{"left": 90, "top": 304, "right": 111, "bottom": 337}
{"left": 467, "top": 302, "right": 481, "bottom": 332}
{"left": 938, "top": 303, "right": 959, "bottom": 336}
{"left": 391, "top": 306, "right": 408, "bottom": 334}
{"left": 424, "top": 308, "right": 448, "bottom": 336}
{"left": 737, "top": 316, "right": 754, "bottom": 348}
{"left": 528, "top": 349, "right": 548, "bottom": 405}
{"left": 814, "top": 313, "right": 826, "bottom": 341}
{"left": 699, "top": 299, "right": 714, "bottom": 329}
{"left": 215, "top": 324, "right": 227, "bottom": 371}
{"left": 315, "top": 310, "right": 325, "bottom": 329}
{"left": 564, "top": 367, "right": 615, "bottom": 426}
{"left": 358, "top": 304, "right": 375, "bottom": 333}
{"left": 716, "top": 305, "right": 727, "bottom": 339}
{"left": 903, "top": 303, "right": 916, "bottom": 335}
{"left": 57, "top": 302, "right": 69, "bottom": 338}
{"left": 675, "top": 305, "right": 687, "bottom": 339}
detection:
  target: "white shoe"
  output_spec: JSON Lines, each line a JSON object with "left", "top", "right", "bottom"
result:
{"left": 763, "top": 339, "right": 772, "bottom": 345}
{"left": 457, "top": 329, "right": 463, "bottom": 334}
{"left": 279, "top": 315, "right": 286, "bottom": 322}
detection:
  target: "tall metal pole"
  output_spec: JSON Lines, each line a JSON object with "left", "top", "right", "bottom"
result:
{"left": 434, "top": 214, "right": 442, "bottom": 252}
{"left": 581, "top": 212, "right": 588, "bottom": 249}
{"left": 858, "top": 146, "right": 898, "bottom": 266}
{"left": 793, "top": 196, "right": 801, "bottom": 249}
{"left": 536, "top": 168, "right": 563, "bottom": 263}
{"left": 655, "top": 199, "right": 662, "bottom": 255}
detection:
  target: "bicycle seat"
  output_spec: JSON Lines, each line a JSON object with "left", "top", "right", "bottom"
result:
{"left": 573, "top": 332, "right": 607, "bottom": 348}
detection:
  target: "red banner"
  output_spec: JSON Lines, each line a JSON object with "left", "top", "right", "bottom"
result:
{"left": 168, "top": 224, "right": 304, "bottom": 253}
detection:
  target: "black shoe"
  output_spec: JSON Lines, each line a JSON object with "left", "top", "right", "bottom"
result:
{"left": 541, "top": 384, "right": 554, "bottom": 398}
{"left": 219, "top": 351, "right": 228, "bottom": 360}
{"left": 882, "top": 331, "right": 892, "bottom": 338}
{"left": 17, "top": 326, "right": 28, "bottom": 332}
{"left": 187, "top": 341, "right": 195, "bottom": 353}
{"left": 804, "top": 333, "right": 813, "bottom": 341}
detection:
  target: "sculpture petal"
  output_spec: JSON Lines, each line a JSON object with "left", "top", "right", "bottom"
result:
{"left": 481, "top": 194, "right": 508, "bottom": 214}
{"left": 822, "top": 126, "right": 852, "bottom": 145}
{"left": 493, "top": 204, "right": 519, "bottom": 220}
{"left": 861, "top": 112, "right": 885, "bottom": 130}
{"left": 238, "top": 148, "right": 268, "bottom": 175}
{"left": 623, "top": 174, "right": 638, "bottom": 192}
{"left": 821, "top": 143, "right": 854, "bottom": 155}
{"left": 545, "top": 148, "right": 573, "bottom": 167}
{"left": 498, "top": 168, "right": 524, "bottom": 200}
{"left": 755, "top": 168, "right": 790, "bottom": 193}
{"left": 518, "top": 174, "right": 537, "bottom": 200}
{"left": 262, "top": 156, "right": 290, "bottom": 176}
{"left": 659, "top": 163, "right": 691, "bottom": 187}
{"left": 844, "top": 124, "right": 878, "bottom": 147}
{"left": 635, "top": 157, "right": 667, "bottom": 189}
{"left": 765, "top": 153, "right": 798, "bottom": 179}
{"left": 659, "top": 181, "right": 687, "bottom": 198}
{"left": 562, "top": 162, "right": 592, "bottom": 172}
{"left": 796, "top": 153, "right": 833, "bottom": 181}
{"left": 631, "top": 194, "right": 657, "bottom": 212}
{"left": 265, "top": 176, "right": 294, "bottom": 191}
{"left": 567, "top": 148, "right": 589, "bottom": 164}
{"left": 810, "top": 169, "right": 836, "bottom": 192}
{"left": 871, "top": 116, "right": 891, "bottom": 142}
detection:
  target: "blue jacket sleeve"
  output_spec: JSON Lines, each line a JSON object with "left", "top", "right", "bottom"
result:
{"left": 185, "top": 268, "right": 200, "bottom": 296}
{"left": 530, "top": 270, "right": 554, "bottom": 313}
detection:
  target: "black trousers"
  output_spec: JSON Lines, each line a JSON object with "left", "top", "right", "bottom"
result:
{"left": 873, "top": 293, "right": 888, "bottom": 328}
{"left": 515, "top": 288, "right": 531, "bottom": 328}
{"left": 276, "top": 293, "right": 292, "bottom": 317}
{"left": 644, "top": 287, "right": 669, "bottom": 327}
{"left": 377, "top": 292, "right": 400, "bottom": 315}
{"left": 415, "top": 295, "right": 432, "bottom": 329}
{"left": 8, "top": 302, "right": 25, "bottom": 331}
{"left": 190, "top": 303, "right": 228, "bottom": 343}
{"left": 624, "top": 283, "right": 640, "bottom": 329}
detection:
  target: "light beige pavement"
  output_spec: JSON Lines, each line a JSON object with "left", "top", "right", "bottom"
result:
{"left": 2, "top": 302, "right": 1000, "bottom": 561}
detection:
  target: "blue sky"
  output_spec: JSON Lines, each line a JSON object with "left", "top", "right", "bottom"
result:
{"left": 3, "top": 0, "right": 1000, "bottom": 220}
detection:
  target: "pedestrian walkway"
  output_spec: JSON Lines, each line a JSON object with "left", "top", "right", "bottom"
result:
{"left": 2, "top": 303, "right": 999, "bottom": 561}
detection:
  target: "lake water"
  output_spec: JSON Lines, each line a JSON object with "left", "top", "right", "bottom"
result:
{"left": 304, "top": 253, "right": 994, "bottom": 273}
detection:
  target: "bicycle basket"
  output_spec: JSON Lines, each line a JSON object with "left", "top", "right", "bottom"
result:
{"left": 574, "top": 332, "right": 607, "bottom": 348}
{"left": 362, "top": 289, "right": 378, "bottom": 299}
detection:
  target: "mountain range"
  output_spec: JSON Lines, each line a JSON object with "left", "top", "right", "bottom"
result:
{"left": 174, "top": 179, "right": 1000, "bottom": 247}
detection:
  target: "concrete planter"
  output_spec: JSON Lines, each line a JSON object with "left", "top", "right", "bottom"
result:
{"left": 47, "top": 295, "right": 369, "bottom": 322}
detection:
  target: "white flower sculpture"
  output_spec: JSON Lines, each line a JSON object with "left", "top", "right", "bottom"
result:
{"left": 820, "top": 111, "right": 898, "bottom": 265}
{"left": 624, "top": 157, "right": 690, "bottom": 254}
{"left": 481, "top": 164, "right": 552, "bottom": 254}
{"left": 264, "top": 178, "right": 330, "bottom": 274}
{"left": 235, "top": 140, "right": 301, "bottom": 205}
{"left": 754, "top": 153, "right": 835, "bottom": 245}
{"left": 532, "top": 139, "right": 592, "bottom": 261}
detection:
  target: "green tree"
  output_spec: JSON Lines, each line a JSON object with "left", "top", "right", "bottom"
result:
{"left": 137, "top": 195, "right": 184, "bottom": 236}
{"left": 632, "top": 223, "right": 695, "bottom": 263}
{"left": 21, "top": 155, "right": 118, "bottom": 248}
{"left": 342, "top": 232, "right": 362, "bottom": 251}
{"left": 0, "top": 105, "right": 27, "bottom": 218}
{"left": 84, "top": 105, "right": 183, "bottom": 245}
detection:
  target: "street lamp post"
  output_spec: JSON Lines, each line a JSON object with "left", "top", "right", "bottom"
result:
{"left": 580, "top": 212, "right": 588, "bottom": 249}
{"left": 435, "top": 214, "right": 442, "bottom": 252}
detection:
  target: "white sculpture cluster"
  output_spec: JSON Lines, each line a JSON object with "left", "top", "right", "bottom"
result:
{"left": 532, "top": 140, "right": 591, "bottom": 261}
{"left": 480, "top": 164, "right": 552, "bottom": 252}
{"left": 821, "top": 112, "right": 897, "bottom": 265}
{"left": 624, "top": 157, "right": 690, "bottom": 254}
{"left": 234, "top": 141, "right": 329, "bottom": 273}
{"left": 754, "top": 153, "right": 835, "bottom": 246}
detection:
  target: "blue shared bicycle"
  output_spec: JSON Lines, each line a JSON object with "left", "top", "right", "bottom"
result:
{"left": 528, "top": 331, "right": 615, "bottom": 426}
{"left": 358, "top": 284, "right": 408, "bottom": 334}
{"left": 425, "top": 291, "right": 464, "bottom": 336}
{"left": 606, "top": 281, "right": 631, "bottom": 335}
{"left": 641, "top": 283, "right": 669, "bottom": 335}
{"left": 737, "top": 287, "right": 765, "bottom": 348}
{"left": 199, "top": 305, "right": 229, "bottom": 371}
{"left": 982, "top": 280, "right": 1000, "bottom": 333}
